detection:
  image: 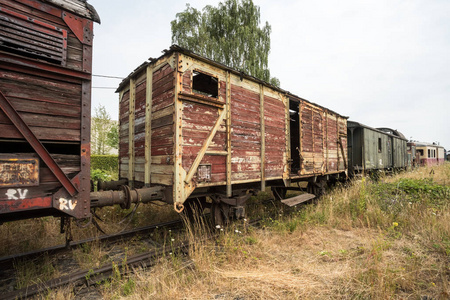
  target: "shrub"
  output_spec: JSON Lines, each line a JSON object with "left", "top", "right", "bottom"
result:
{"left": 91, "top": 155, "right": 118, "bottom": 172}
{"left": 91, "top": 169, "right": 110, "bottom": 182}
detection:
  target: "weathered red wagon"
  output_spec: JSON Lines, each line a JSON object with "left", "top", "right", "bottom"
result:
{"left": 117, "top": 45, "right": 348, "bottom": 224}
{"left": 0, "top": 0, "right": 100, "bottom": 222}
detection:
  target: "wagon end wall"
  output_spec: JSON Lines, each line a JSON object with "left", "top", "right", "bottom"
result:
{"left": 0, "top": 0, "right": 98, "bottom": 221}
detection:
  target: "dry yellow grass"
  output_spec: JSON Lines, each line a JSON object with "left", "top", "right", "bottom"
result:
{"left": 2, "top": 163, "right": 448, "bottom": 299}
{"left": 99, "top": 163, "right": 449, "bottom": 299}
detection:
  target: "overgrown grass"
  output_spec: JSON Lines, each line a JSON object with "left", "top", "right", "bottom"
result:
{"left": 97, "top": 163, "right": 449, "bottom": 299}
{"left": 3, "top": 164, "right": 449, "bottom": 298}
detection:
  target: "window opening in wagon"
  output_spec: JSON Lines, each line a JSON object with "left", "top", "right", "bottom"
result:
{"left": 192, "top": 71, "right": 218, "bottom": 98}
{"left": 378, "top": 138, "right": 382, "bottom": 153}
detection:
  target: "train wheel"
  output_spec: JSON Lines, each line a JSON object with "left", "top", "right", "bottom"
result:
{"left": 307, "top": 178, "right": 326, "bottom": 198}
{"left": 183, "top": 197, "right": 207, "bottom": 224}
{"left": 211, "top": 202, "right": 230, "bottom": 228}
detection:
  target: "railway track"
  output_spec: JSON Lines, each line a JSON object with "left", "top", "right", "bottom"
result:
{"left": 0, "top": 218, "right": 186, "bottom": 299}
{"left": 0, "top": 197, "right": 285, "bottom": 299}
{"left": 0, "top": 216, "right": 265, "bottom": 299}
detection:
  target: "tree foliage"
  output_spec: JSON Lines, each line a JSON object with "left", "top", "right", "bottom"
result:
{"left": 106, "top": 123, "right": 119, "bottom": 149}
{"left": 171, "top": 0, "right": 279, "bottom": 86}
{"left": 91, "top": 105, "right": 118, "bottom": 155}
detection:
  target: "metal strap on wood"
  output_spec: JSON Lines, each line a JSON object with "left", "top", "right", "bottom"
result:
{"left": 226, "top": 71, "right": 232, "bottom": 197}
{"left": 0, "top": 90, "right": 78, "bottom": 196}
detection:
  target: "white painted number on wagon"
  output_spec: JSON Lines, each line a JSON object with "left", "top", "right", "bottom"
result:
{"left": 59, "top": 198, "right": 77, "bottom": 211}
{"left": 6, "top": 188, "right": 28, "bottom": 200}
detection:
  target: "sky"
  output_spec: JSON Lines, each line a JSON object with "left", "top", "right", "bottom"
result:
{"left": 89, "top": 0, "right": 450, "bottom": 149}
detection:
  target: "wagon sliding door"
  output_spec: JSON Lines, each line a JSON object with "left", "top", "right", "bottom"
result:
{"left": 298, "top": 101, "right": 347, "bottom": 176}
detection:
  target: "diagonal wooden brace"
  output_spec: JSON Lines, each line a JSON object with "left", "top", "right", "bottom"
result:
{"left": 338, "top": 136, "right": 348, "bottom": 170}
{"left": 0, "top": 90, "right": 78, "bottom": 196}
{"left": 184, "top": 108, "right": 226, "bottom": 184}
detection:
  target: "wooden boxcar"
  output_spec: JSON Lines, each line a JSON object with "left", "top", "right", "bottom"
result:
{"left": 0, "top": 0, "right": 100, "bottom": 222}
{"left": 415, "top": 143, "right": 445, "bottom": 166}
{"left": 347, "top": 121, "right": 408, "bottom": 174}
{"left": 117, "top": 45, "right": 348, "bottom": 217}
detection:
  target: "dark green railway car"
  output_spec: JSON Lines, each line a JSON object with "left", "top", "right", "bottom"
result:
{"left": 347, "top": 121, "right": 408, "bottom": 174}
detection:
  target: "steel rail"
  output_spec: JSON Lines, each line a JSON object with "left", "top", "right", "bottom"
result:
{"left": 1, "top": 218, "right": 262, "bottom": 300}
{"left": 0, "top": 218, "right": 184, "bottom": 270}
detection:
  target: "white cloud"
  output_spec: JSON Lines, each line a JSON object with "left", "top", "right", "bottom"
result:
{"left": 89, "top": 0, "right": 450, "bottom": 148}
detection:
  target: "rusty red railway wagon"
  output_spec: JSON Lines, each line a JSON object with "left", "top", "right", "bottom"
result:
{"left": 0, "top": 0, "right": 100, "bottom": 222}
{"left": 117, "top": 46, "right": 348, "bottom": 224}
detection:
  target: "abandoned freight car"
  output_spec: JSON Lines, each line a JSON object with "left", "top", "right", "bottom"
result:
{"left": 347, "top": 121, "right": 408, "bottom": 174}
{"left": 117, "top": 45, "right": 348, "bottom": 224}
{"left": 0, "top": 0, "right": 100, "bottom": 222}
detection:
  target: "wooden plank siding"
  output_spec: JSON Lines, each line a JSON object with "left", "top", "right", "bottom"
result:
{"left": 118, "top": 62, "right": 175, "bottom": 186}
{"left": 264, "top": 94, "right": 285, "bottom": 178}
{"left": 295, "top": 97, "right": 347, "bottom": 177}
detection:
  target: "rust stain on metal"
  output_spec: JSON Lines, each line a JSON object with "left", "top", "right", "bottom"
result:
{"left": 0, "top": 155, "right": 39, "bottom": 187}
{"left": 0, "top": 196, "right": 52, "bottom": 213}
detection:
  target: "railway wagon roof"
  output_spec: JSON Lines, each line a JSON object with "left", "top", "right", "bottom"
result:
{"left": 347, "top": 120, "right": 407, "bottom": 141}
{"left": 43, "top": 0, "right": 100, "bottom": 23}
{"left": 117, "top": 44, "right": 348, "bottom": 119}
{"left": 415, "top": 142, "right": 445, "bottom": 149}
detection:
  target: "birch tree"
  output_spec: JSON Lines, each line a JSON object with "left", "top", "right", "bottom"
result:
{"left": 171, "top": 0, "right": 280, "bottom": 86}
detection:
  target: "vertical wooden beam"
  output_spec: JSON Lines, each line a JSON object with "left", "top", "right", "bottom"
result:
{"left": 298, "top": 100, "right": 303, "bottom": 174}
{"left": 128, "top": 77, "right": 136, "bottom": 188}
{"left": 144, "top": 65, "right": 153, "bottom": 186}
{"left": 226, "top": 71, "right": 232, "bottom": 197}
{"left": 312, "top": 107, "right": 315, "bottom": 173}
{"left": 260, "top": 84, "right": 265, "bottom": 192}
{"left": 118, "top": 90, "right": 125, "bottom": 178}
{"left": 283, "top": 93, "right": 290, "bottom": 184}
{"left": 336, "top": 117, "right": 340, "bottom": 172}
{"left": 322, "top": 112, "right": 326, "bottom": 174}
{"left": 325, "top": 112, "right": 329, "bottom": 172}
{"left": 173, "top": 53, "right": 183, "bottom": 204}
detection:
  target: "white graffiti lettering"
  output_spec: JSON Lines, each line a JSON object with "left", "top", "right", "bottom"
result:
{"left": 59, "top": 198, "right": 77, "bottom": 211}
{"left": 5, "top": 188, "right": 28, "bottom": 200}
